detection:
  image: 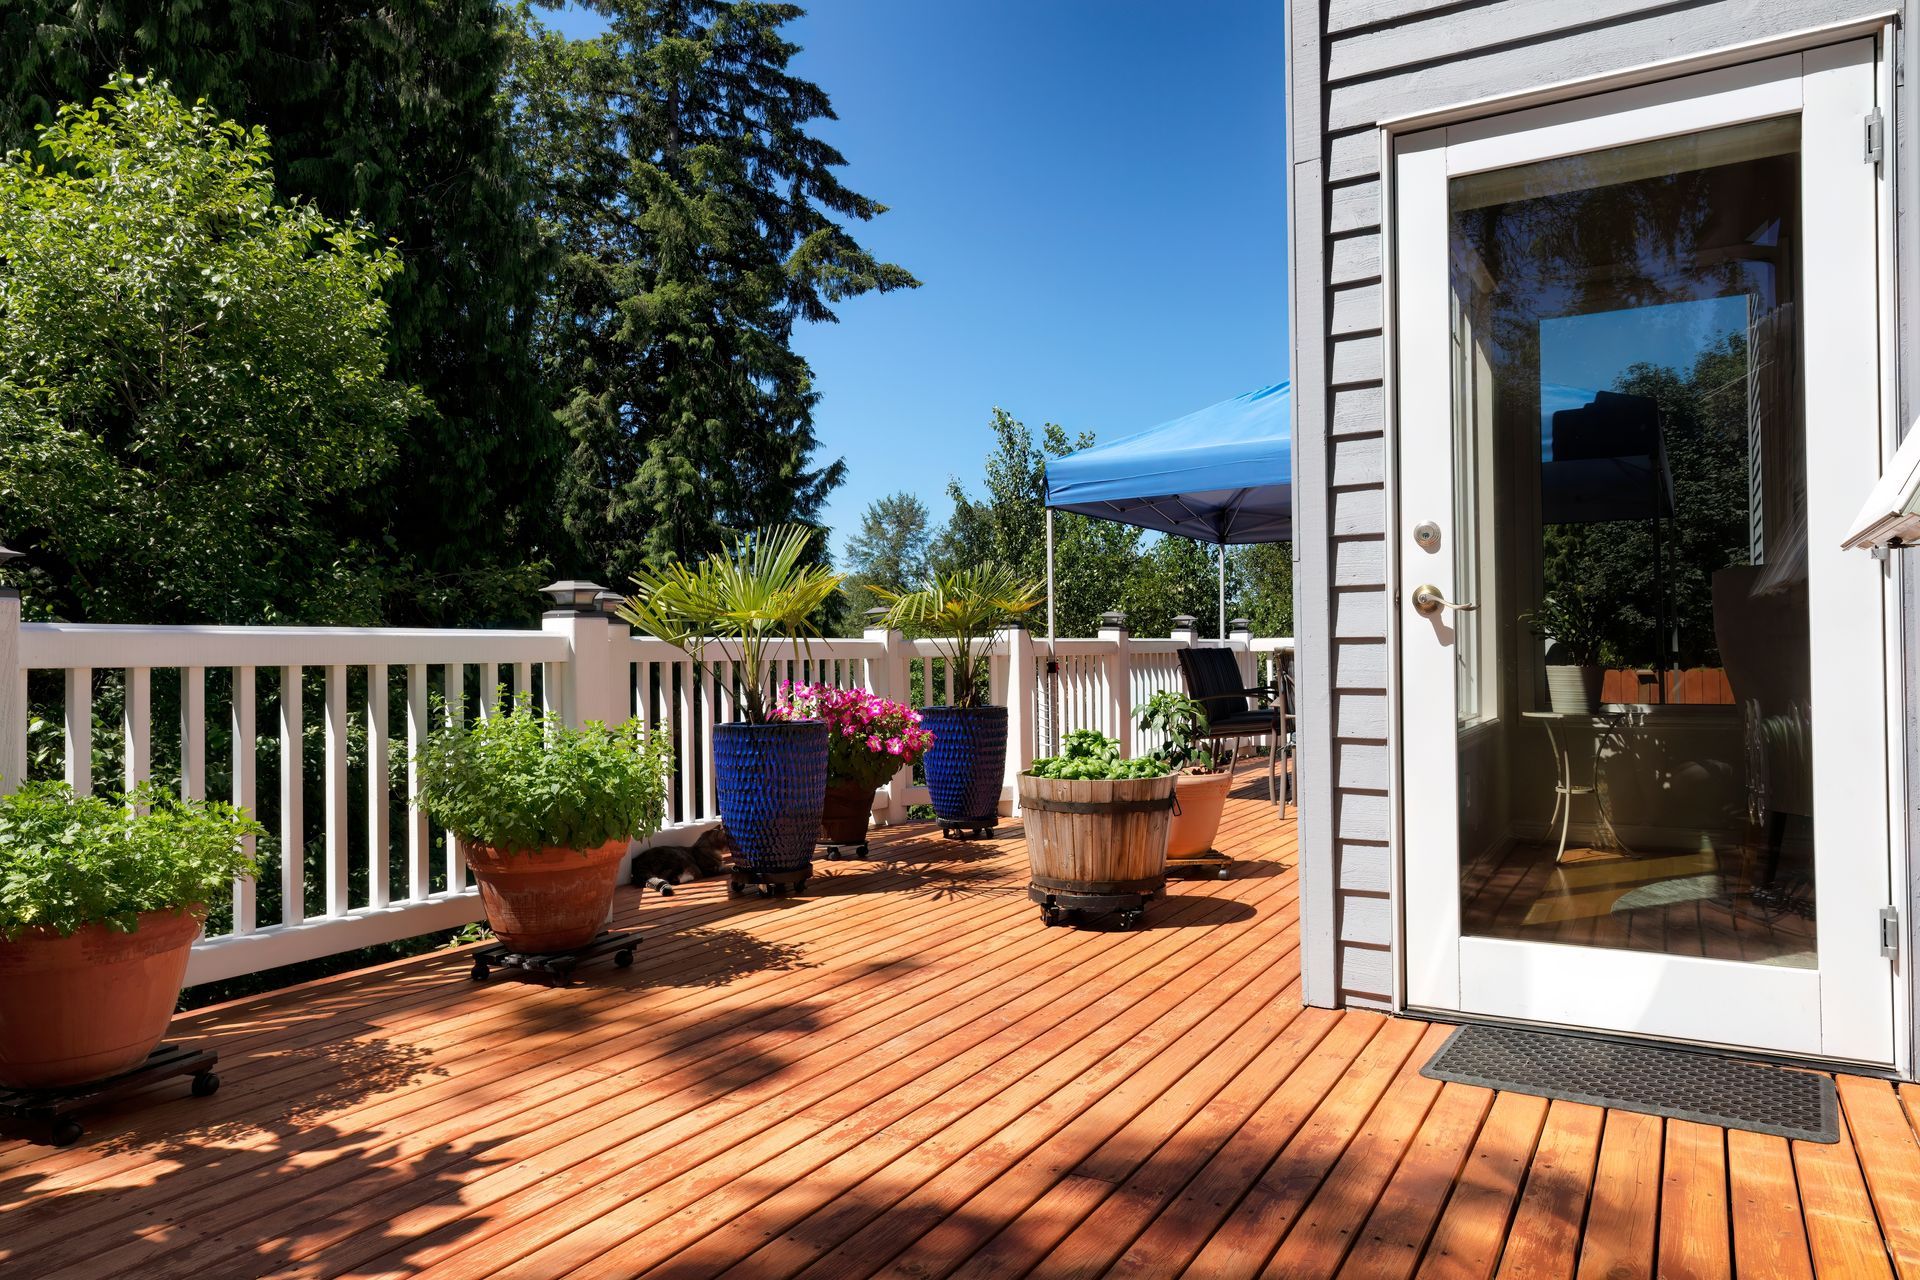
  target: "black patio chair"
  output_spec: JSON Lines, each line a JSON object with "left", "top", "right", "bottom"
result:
{"left": 1176, "top": 647, "right": 1295, "bottom": 809}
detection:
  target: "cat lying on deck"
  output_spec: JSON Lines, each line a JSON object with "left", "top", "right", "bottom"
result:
{"left": 629, "top": 825, "right": 732, "bottom": 894}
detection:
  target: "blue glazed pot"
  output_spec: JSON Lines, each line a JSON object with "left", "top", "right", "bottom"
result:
{"left": 920, "top": 705, "right": 1008, "bottom": 827}
{"left": 713, "top": 720, "right": 829, "bottom": 874}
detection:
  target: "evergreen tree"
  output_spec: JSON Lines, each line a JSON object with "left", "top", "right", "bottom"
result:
{"left": 841, "top": 491, "right": 932, "bottom": 626}
{"left": 1, "top": 0, "right": 558, "bottom": 624}
{"left": 510, "top": 1, "right": 917, "bottom": 587}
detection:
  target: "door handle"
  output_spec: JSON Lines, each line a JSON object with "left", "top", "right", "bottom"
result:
{"left": 1411, "top": 584, "right": 1478, "bottom": 616}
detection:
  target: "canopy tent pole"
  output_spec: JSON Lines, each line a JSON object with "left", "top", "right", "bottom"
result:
{"left": 1045, "top": 507, "right": 1058, "bottom": 756}
{"left": 1218, "top": 543, "right": 1227, "bottom": 641}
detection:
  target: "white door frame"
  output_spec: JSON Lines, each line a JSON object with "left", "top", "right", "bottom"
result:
{"left": 1387, "top": 38, "right": 1900, "bottom": 1067}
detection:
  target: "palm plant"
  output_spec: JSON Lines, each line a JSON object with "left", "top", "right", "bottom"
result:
{"left": 615, "top": 525, "right": 843, "bottom": 724}
{"left": 876, "top": 563, "right": 1044, "bottom": 708}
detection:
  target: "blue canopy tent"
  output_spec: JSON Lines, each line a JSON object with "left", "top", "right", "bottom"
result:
{"left": 1043, "top": 381, "right": 1293, "bottom": 639}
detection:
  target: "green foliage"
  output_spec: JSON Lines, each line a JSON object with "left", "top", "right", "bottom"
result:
{"left": 412, "top": 696, "right": 671, "bottom": 854}
{"left": 2, "top": 2, "right": 560, "bottom": 626}
{"left": 877, "top": 563, "right": 1043, "bottom": 709}
{"left": 1542, "top": 340, "right": 1754, "bottom": 669}
{"left": 510, "top": 1, "right": 917, "bottom": 582}
{"left": 1230, "top": 542, "right": 1294, "bottom": 638}
{"left": 1027, "top": 730, "right": 1168, "bottom": 781}
{"left": 1134, "top": 691, "right": 1224, "bottom": 773}
{"left": 0, "top": 782, "right": 264, "bottom": 939}
{"left": 616, "top": 524, "right": 843, "bottom": 724}
{"left": 1524, "top": 588, "right": 1612, "bottom": 667}
{"left": 930, "top": 406, "right": 1293, "bottom": 640}
{"left": 0, "top": 77, "right": 419, "bottom": 624}
{"left": 840, "top": 491, "right": 933, "bottom": 629}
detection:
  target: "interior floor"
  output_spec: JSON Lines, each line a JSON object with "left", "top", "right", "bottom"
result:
{"left": 1460, "top": 838, "right": 1816, "bottom": 967}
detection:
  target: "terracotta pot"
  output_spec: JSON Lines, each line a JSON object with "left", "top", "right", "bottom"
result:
{"left": 0, "top": 906, "right": 204, "bottom": 1089}
{"left": 1167, "top": 769, "right": 1233, "bottom": 859}
{"left": 820, "top": 780, "right": 875, "bottom": 846}
{"left": 465, "top": 837, "right": 629, "bottom": 954}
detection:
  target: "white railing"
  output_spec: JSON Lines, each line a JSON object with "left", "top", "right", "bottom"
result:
{"left": 0, "top": 588, "right": 1290, "bottom": 985}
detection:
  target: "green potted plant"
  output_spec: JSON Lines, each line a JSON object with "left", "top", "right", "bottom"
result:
{"left": 414, "top": 695, "right": 671, "bottom": 953}
{"left": 616, "top": 525, "right": 843, "bottom": 893}
{"left": 878, "top": 563, "right": 1043, "bottom": 839}
{"left": 1525, "top": 588, "right": 1610, "bottom": 714}
{"left": 1135, "top": 690, "right": 1233, "bottom": 859}
{"left": 773, "top": 682, "right": 933, "bottom": 856}
{"left": 0, "top": 782, "right": 262, "bottom": 1088}
{"left": 1019, "top": 730, "right": 1172, "bottom": 929}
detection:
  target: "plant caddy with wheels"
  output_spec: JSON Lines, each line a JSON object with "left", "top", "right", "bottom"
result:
{"left": 1018, "top": 731, "right": 1174, "bottom": 930}
{"left": 618, "top": 525, "right": 842, "bottom": 899}
{"left": 0, "top": 782, "right": 262, "bottom": 1145}
{"left": 878, "top": 563, "right": 1044, "bottom": 841}
{"left": 413, "top": 695, "right": 670, "bottom": 984}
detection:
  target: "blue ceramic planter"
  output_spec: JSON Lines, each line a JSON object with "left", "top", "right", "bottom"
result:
{"left": 920, "top": 705, "right": 1008, "bottom": 831}
{"left": 713, "top": 720, "right": 829, "bottom": 874}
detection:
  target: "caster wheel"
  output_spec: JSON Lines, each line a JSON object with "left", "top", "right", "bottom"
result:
{"left": 826, "top": 850, "right": 840, "bottom": 861}
{"left": 1117, "top": 910, "right": 1142, "bottom": 931}
{"left": 615, "top": 946, "right": 635, "bottom": 968}
{"left": 52, "top": 1118, "right": 84, "bottom": 1147}
{"left": 192, "top": 1071, "right": 221, "bottom": 1098}
{"left": 940, "top": 824, "right": 954, "bottom": 839}
{"left": 469, "top": 958, "right": 490, "bottom": 982}
{"left": 856, "top": 844, "right": 869, "bottom": 860}
{"left": 728, "top": 880, "right": 745, "bottom": 898}
{"left": 795, "top": 880, "right": 808, "bottom": 895}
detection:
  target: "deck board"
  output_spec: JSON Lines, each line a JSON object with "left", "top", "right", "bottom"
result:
{"left": 3, "top": 786, "right": 1917, "bottom": 1278}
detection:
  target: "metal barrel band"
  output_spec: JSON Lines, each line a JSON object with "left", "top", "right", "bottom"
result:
{"left": 1030, "top": 873, "right": 1166, "bottom": 896}
{"left": 1020, "top": 795, "right": 1174, "bottom": 816}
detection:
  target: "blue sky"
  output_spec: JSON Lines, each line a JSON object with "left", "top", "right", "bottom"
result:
{"left": 533, "top": 2, "right": 1291, "bottom": 559}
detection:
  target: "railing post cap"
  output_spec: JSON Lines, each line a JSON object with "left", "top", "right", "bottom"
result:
{"left": 1098, "top": 610, "right": 1128, "bottom": 630}
{"left": 863, "top": 606, "right": 889, "bottom": 622}
{"left": 0, "top": 544, "right": 22, "bottom": 569}
{"left": 541, "top": 580, "right": 611, "bottom": 615}
{"left": 1172, "top": 614, "right": 1196, "bottom": 627}
{"left": 1229, "top": 617, "right": 1252, "bottom": 632}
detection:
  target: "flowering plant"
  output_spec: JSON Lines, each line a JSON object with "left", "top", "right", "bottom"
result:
{"left": 772, "top": 682, "right": 934, "bottom": 790}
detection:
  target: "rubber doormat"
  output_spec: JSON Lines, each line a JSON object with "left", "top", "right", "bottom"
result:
{"left": 1421, "top": 1023, "right": 1839, "bottom": 1143}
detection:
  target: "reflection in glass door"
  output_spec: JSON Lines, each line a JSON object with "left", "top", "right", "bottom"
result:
{"left": 1448, "top": 120, "right": 1818, "bottom": 967}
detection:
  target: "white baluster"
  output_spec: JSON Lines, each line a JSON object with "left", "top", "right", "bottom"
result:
{"left": 180, "top": 666, "right": 205, "bottom": 802}
{"left": 232, "top": 666, "right": 257, "bottom": 934}
{"left": 324, "top": 665, "right": 349, "bottom": 916}
{"left": 367, "top": 663, "right": 390, "bottom": 910}
{"left": 406, "top": 663, "right": 430, "bottom": 900}
{"left": 279, "top": 666, "right": 304, "bottom": 926}
{"left": 123, "top": 666, "right": 151, "bottom": 792}
{"left": 64, "top": 667, "right": 92, "bottom": 794}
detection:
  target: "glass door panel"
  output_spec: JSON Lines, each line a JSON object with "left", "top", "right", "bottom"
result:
{"left": 1448, "top": 120, "right": 1817, "bottom": 968}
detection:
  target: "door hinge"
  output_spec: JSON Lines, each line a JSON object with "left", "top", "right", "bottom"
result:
{"left": 1881, "top": 905, "right": 1901, "bottom": 959}
{"left": 1866, "top": 109, "right": 1885, "bottom": 166}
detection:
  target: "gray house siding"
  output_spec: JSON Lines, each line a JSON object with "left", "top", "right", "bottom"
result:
{"left": 1285, "top": 0, "right": 1915, "bottom": 1014}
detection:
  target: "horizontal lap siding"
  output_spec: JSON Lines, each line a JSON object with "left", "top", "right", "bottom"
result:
{"left": 1290, "top": 0, "right": 1900, "bottom": 1010}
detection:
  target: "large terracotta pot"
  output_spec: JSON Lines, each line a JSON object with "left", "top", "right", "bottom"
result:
{"left": 820, "top": 780, "right": 875, "bottom": 846}
{"left": 0, "top": 906, "right": 204, "bottom": 1089}
{"left": 465, "top": 837, "right": 628, "bottom": 954}
{"left": 1167, "top": 769, "right": 1233, "bottom": 859}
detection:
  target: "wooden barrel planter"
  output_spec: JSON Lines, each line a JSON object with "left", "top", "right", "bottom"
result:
{"left": 1017, "top": 773, "right": 1176, "bottom": 930}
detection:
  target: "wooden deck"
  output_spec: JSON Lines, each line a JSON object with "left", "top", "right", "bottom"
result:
{"left": 7, "top": 784, "right": 1920, "bottom": 1279}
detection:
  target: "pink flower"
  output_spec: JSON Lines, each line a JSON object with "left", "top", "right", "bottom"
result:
{"left": 886, "top": 737, "right": 904, "bottom": 755}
